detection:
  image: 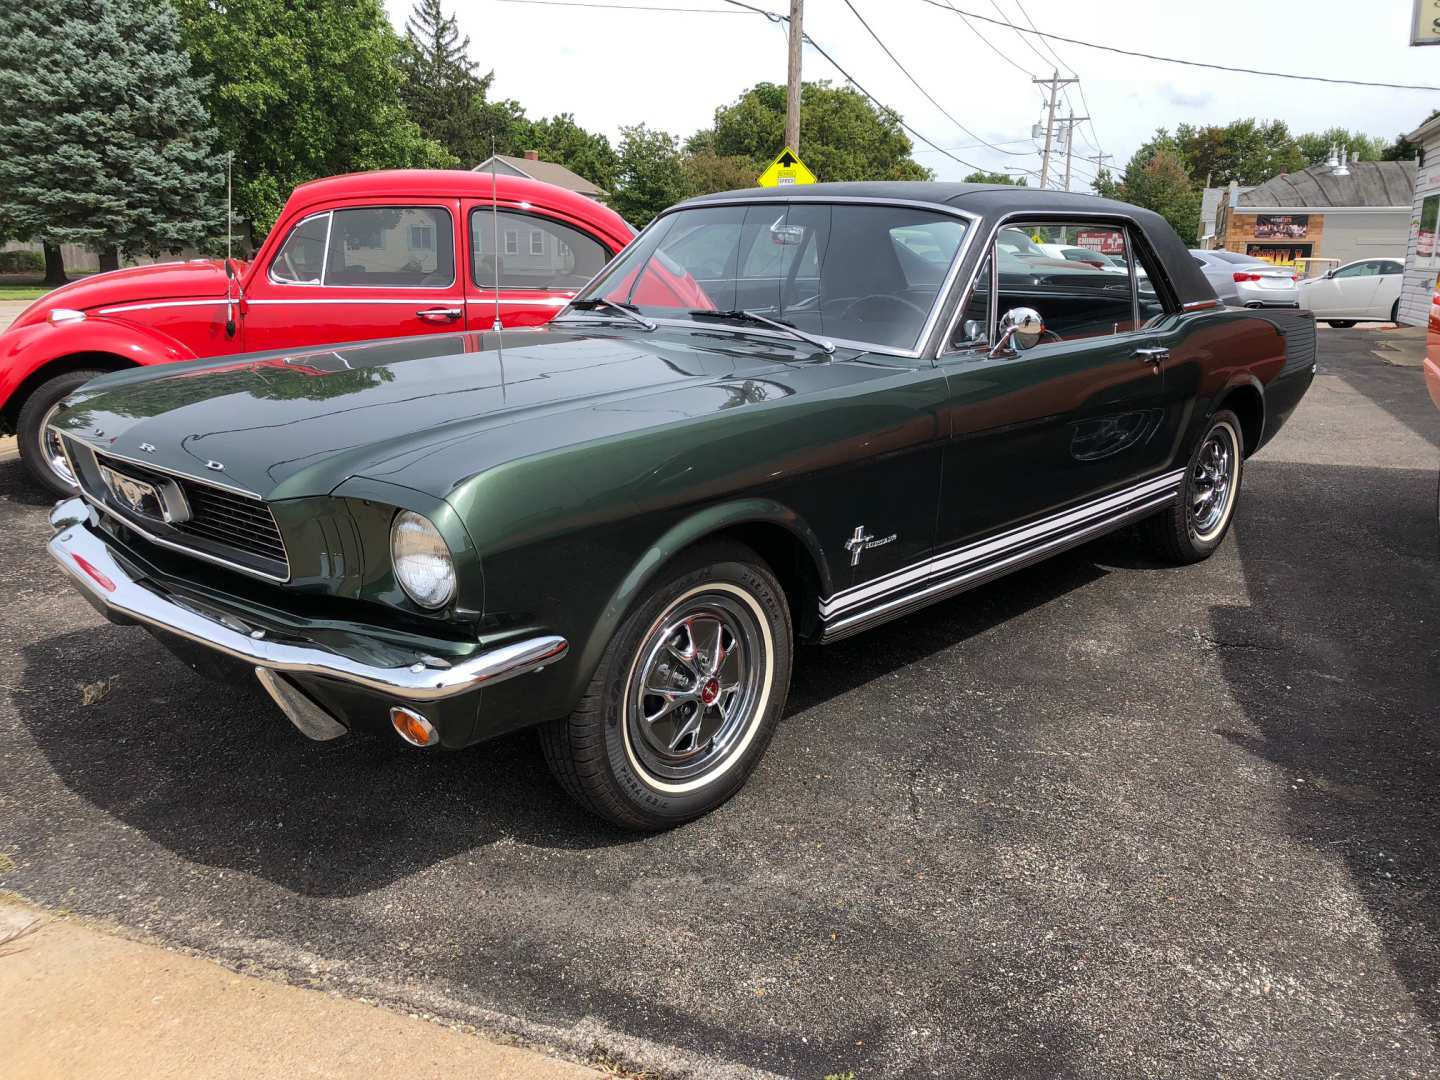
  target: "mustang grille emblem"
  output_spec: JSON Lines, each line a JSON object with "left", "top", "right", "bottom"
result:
{"left": 98, "top": 464, "right": 191, "bottom": 524}
{"left": 845, "top": 525, "right": 897, "bottom": 567}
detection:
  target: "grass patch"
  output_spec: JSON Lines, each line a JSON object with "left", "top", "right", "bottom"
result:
{"left": 0, "top": 285, "right": 48, "bottom": 302}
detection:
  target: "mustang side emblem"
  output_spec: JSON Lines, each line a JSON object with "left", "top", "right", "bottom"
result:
{"left": 138, "top": 442, "right": 157, "bottom": 454}
{"left": 845, "top": 525, "right": 897, "bottom": 567}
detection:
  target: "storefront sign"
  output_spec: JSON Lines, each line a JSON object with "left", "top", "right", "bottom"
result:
{"left": 1412, "top": 0, "right": 1440, "bottom": 45}
{"left": 1075, "top": 229, "right": 1125, "bottom": 255}
{"left": 1246, "top": 243, "right": 1312, "bottom": 264}
{"left": 1254, "top": 214, "right": 1309, "bottom": 239}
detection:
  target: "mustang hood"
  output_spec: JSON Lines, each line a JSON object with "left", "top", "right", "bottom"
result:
{"left": 52, "top": 327, "right": 847, "bottom": 501}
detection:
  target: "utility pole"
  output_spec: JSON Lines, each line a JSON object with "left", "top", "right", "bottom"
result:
{"left": 1032, "top": 70, "right": 1078, "bottom": 189}
{"left": 786, "top": 0, "right": 803, "bottom": 153}
{"left": 1061, "top": 111, "right": 1089, "bottom": 192}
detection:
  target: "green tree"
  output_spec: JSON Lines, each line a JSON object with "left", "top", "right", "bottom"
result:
{"left": 611, "top": 125, "right": 688, "bottom": 227}
{"left": 0, "top": 0, "right": 224, "bottom": 284}
{"left": 962, "top": 170, "right": 1026, "bottom": 186}
{"left": 1295, "top": 128, "right": 1386, "bottom": 167}
{"left": 1171, "top": 119, "right": 1304, "bottom": 186}
{"left": 1090, "top": 166, "right": 1123, "bottom": 200}
{"left": 522, "top": 114, "right": 620, "bottom": 192}
{"left": 1382, "top": 110, "right": 1440, "bottom": 161}
{"left": 696, "top": 81, "right": 931, "bottom": 183}
{"left": 176, "top": 0, "right": 452, "bottom": 243}
{"left": 1118, "top": 145, "right": 1201, "bottom": 245}
{"left": 681, "top": 149, "right": 757, "bottom": 197}
{"left": 398, "top": 0, "right": 493, "bottom": 164}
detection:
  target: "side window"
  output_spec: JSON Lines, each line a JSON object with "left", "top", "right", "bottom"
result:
{"left": 324, "top": 207, "right": 454, "bottom": 287}
{"left": 948, "top": 252, "right": 993, "bottom": 350}
{"left": 1380, "top": 261, "right": 1403, "bottom": 275}
{"left": 270, "top": 213, "right": 329, "bottom": 284}
{"left": 1334, "top": 262, "right": 1370, "bottom": 279}
{"left": 471, "top": 210, "right": 611, "bottom": 290}
{"left": 994, "top": 223, "right": 1136, "bottom": 342}
{"left": 1128, "top": 233, "right": 1175, "bottom": 326}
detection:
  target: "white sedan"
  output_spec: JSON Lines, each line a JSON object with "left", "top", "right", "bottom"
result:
{"left": 1297, "top": 258, "right": 1405, "bottom": 327}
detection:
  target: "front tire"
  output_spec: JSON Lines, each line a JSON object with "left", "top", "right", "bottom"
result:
{"left": 540, "top": 542, "right": 793, "bottom": 830}
{"left": 16, "top": 368, "right": 108, "bottom": 496}
{"left": 1142, "top": 410, "right": 1244, "bottom": 564}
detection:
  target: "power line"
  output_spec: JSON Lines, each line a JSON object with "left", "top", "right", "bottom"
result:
{"left": 497, "top": 0, "right": 761, "bottom": 11}
{"left": 937, "top": 0, "right": 1044, "bottom": 95}
{"left": 798, "top": 32, "right": 995, "bottom": 172}
{"left": 840, "top": 0, "right": 1031, "bottom": 157}
{"left": 1011, "top": 0, "right": 1104, "bottom": 160}
{"left": 916, "top": 0, "right": 1440, "bottom": 92}
{"left": 988, "top": 0, "right": 1052, "bottom": 71}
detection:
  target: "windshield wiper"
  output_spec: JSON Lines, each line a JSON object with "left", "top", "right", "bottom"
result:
{"left": 565, "top": 297, "right": 656, "bottom": 331}
{"left": 688, "top": 309, "right": 835, "bottom": 355}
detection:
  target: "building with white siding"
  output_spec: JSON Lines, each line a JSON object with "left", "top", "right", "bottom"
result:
{"left": 1397, "top": 113, "right": 1440, "bottom": 328}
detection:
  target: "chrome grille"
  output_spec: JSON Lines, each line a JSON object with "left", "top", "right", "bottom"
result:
{"left": 174, "top": 484, "right": 288, "bottom": 564}
{"left": 87, "top": 450, "right": 290, "bottom": 579}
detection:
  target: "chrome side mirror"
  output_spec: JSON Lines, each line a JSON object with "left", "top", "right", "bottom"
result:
{"left": 989, "top": 307, "right": 1044, "bottom": 357}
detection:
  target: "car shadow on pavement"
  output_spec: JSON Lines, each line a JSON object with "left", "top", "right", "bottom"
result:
{"left": 0, "top": 457, "right": 58, "bottom": 508}
{"left": 16, "top": 538, "right": 1134, "bottom": 903}
{"left": 1209, "top": 458, "right": 1440, "bottom": 1029}
{"left": 15, "top": 625, "right": 643, "bottom": 899}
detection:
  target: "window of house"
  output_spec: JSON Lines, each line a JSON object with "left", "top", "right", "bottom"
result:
{"left": 270, "top": 207, "right": 454, "bottom": 287}
{"left": 472, "top": 210, "right": 611, "bottom": 290}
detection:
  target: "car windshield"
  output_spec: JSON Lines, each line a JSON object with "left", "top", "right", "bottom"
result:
{"left": 569, "top": 202, "right": 969, "bottom": 352}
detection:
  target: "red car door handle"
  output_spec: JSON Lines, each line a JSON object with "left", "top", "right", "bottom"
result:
{"left": 1135, "top": 347, "right": 1169, "bottom": 365}
{"left": 416, "top": 307, "right": 462, "bottom": 322}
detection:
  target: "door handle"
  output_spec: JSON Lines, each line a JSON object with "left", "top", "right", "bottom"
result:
{"left": 416, "top": 307, "right": 462, "bottom": 322}
{"left": 1135, "top": 347, "right": 1169, "bottom": 366}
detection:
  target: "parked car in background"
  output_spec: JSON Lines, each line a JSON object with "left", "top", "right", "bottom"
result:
{"left": 1296, "top": 258, "right": 1405, "bottom": 327}
{"left": 1037, "top": 243, "right": 1125, "bottom": 272}
{"left": 45, "top": 182, "right": 1313, "bottom": 829}
{"left": 1191, "top": 249, "right": 1299, "bottom": 308}
{"left": 0, "top": 170, "right": 634, "bottom": 495}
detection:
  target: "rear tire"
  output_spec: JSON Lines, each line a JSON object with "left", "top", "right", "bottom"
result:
{"left": 1142, "top": 410, "right": 1244, "bottom": 565}
{"left": 16, "top": 368, "right": 108, "bottom": 497}
{"left": 539, "top": 541, "right": 792, "bottom": 830}
{"left": 1326, "top": 320, "right": 1356, "bottom": 329}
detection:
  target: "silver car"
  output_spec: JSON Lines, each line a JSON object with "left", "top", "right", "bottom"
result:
{"left": 1190, "top": 249, "right": 1299, "bottom": 308}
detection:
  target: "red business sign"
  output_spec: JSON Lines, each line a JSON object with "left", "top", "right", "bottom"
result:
{"left": 1074, "top": 229, "right": 1125, "bottom": 254}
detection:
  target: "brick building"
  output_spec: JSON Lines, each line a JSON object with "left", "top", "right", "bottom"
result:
{"left": 1212, "top": 160, "right": 1413, "bottom": 269}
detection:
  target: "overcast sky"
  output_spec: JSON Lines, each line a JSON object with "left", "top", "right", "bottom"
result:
{"left": 382, "top": 0, "right": 1440, "bottom": 189}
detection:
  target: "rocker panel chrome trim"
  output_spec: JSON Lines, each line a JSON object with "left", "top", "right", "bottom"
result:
{"left": 818, "top": 469, "right": 1186, "bottom": 622}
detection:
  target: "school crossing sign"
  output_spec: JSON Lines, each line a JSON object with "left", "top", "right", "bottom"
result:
{"left": 757, "top": 147, "right": 817, "bottom": 187}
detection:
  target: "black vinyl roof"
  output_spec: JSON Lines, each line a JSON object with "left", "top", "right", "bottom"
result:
{"left": 678, "top": 182, "right": 1216, "bottom": 307}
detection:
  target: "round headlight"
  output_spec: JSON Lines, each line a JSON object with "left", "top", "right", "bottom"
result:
{"left": 390, "top": 510, "right": 456, "bottom": 609}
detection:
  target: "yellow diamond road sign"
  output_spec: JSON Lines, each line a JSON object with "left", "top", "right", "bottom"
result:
{"left": 758, "top": 147, "right": 816, "bottom": 187}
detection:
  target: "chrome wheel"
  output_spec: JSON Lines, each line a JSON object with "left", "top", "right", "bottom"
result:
{"left": 626, "top": 590, "right": 765, "bottom": 786}
{"left": 39, "top": 401, "right": 77, "bottom": 488}
{"left": 1190, "top": 423, "right": 1237, "bottom": 541}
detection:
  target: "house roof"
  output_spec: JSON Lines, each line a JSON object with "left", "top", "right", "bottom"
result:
{"left": 1238, "top": 160, "right": 1413, "bottom": 209}
{"left": 1407, "top": 111, "right": 1440, "bottom": 144}
{"left": 472, "top": 154, "right": 606, "bottom": 197}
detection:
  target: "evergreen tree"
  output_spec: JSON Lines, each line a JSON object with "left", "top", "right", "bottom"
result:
{"left": 963, "top": 171, "right": 1026, "bottom": 186}
{"left": 0, "top": 0, "right": 225, "bottom": 284}
{"left": 175, "top": 0, "right": 453, "bottom": 241}
{"left": 398, "top": 0, "right": 493, "bottom": 162}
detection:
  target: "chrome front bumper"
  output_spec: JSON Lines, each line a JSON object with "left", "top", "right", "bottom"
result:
{"left": 46, "top": 498, "right": 567, "bottom": 703}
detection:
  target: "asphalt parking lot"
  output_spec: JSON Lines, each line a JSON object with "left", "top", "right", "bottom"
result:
{"left": 1, "top": 329, "right": 1437, "bottom": 1079}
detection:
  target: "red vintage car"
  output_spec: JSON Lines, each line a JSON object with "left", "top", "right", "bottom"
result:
{"left": 0, "top": 169, "right": 634, "bottom": 493}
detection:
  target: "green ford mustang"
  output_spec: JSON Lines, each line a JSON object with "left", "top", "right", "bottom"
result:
{"left": 45, "top": 183, "right": 1315, "bottom": 829}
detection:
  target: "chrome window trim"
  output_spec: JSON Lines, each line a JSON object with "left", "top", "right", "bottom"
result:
{"left": 938, "top": 209, "right": 1183, "bottom": 358}
{"left": 570, "top": 197, "right": 979, "bottom": 360}
{"left": 266, "top": 205, "right": 458, "bottom": 290}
